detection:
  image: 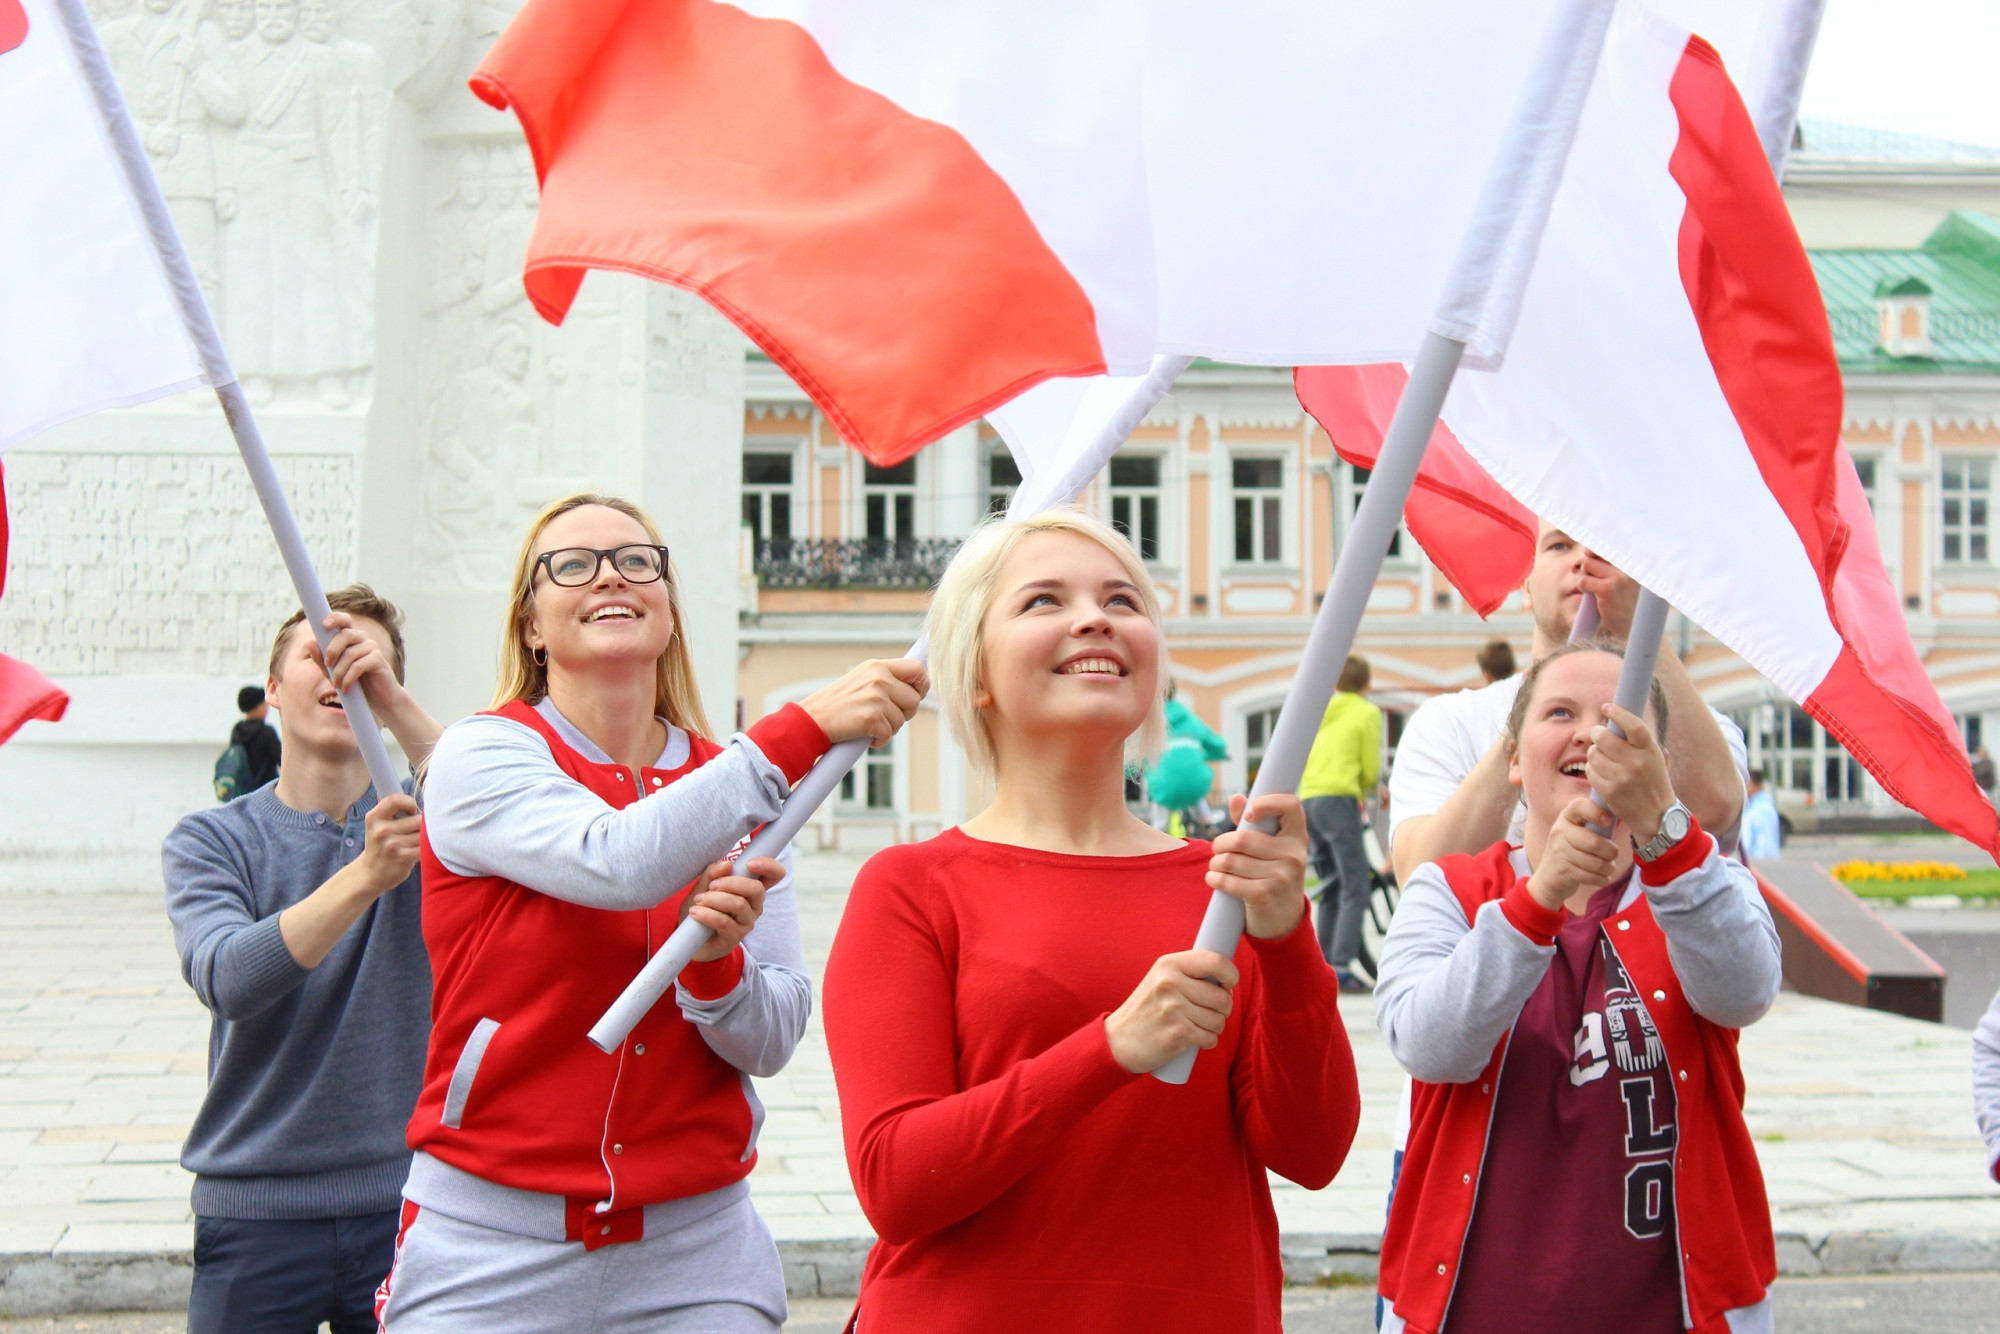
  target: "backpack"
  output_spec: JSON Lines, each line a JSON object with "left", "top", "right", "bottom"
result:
{"left": 213, "top": 743, "right": 253, "bottom": 803}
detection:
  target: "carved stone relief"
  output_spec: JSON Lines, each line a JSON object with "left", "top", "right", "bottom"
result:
{"left": 89, "top": 0, "right": 445, "bottom": 409}
{"left": 414, "top": 135, "right": 641, "bottom": 589}
{"left": 0, "top": 452, "right": 356, "bottom": 675}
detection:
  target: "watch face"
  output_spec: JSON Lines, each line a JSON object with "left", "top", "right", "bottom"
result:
{"left": 1662, "top": 804, "right": 1691, "bottom": 841}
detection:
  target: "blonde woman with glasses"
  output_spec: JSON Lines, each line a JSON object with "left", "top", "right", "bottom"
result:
{"left": 375, "top": 494, "right": 926, "bottom": 1333}
{"left": 822, "top": 509, "right": 1360, "bottom": 1332}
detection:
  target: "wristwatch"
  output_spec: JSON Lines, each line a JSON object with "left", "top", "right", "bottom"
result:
{"left": 1635, "top": 800, "right": 1692, "bottom": 863}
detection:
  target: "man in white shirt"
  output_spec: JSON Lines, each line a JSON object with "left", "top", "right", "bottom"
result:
{"left": 1387, "top": 523, "right": 1748, "bottom": 886}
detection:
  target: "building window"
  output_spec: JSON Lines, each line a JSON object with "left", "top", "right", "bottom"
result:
{"left": 1940, "top": 453, "right": 1990, "bottom": 563}
{"left": 1851, "top": 453, "right": 1878, "bottom": 512}
{"left": 1348, "top": 464, "right": 1403, "bottom": 558}
{"left": 1733, "top": 701, "right": 1870, "bottom": 807}
{"left": 1244, "top": 705, "right": 1283, "bottom": 788}
{"left": 840, "top": 749, "right": 896, "bottom": 810}
{"left": 1232, "top": 457, "right": 1284, "bottom": 564}
{"left": 987, "top": 448, "right": 1021, "bottom": 518}
{"left": 864, "top": 459, "right": 917, "bottom": 546}
{"left": 742, "top": 451, "right": 795, "bottom": 549}
{"left": 1109, "top": 455, "right": 1163, "bottom": 561}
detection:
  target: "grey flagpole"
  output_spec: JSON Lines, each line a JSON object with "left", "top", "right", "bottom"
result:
{"left": 588, "top": 354, "right": 1195, "bottom": 1053}
{"left": 52, "top": 0, "right": 404, "bottom": 799}
{"left": 1153, "top": 0, "right": 1619, "bottom": 1085}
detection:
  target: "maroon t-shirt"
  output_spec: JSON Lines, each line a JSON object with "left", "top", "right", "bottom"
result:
{"left": 1444, "top": 877, "right": 1682, "bottom": 1334}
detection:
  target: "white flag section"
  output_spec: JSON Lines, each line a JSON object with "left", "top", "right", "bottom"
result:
{"left": 0, "top": 0, "right": 212, "bottom": 449}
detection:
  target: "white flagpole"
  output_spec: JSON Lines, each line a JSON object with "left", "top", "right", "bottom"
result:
{"left": 51, "top": 0, "right": 403, "bottom": 799}
{"left": 1153, "top": 0, "right": 1620, "bottom": 1085}
{"left": 587, "top": 355, "right": 1194, "bottom": 1053}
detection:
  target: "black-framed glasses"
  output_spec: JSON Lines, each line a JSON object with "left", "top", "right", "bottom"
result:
{"left": 536, "top": 544, "right": 670, "bottom": 588}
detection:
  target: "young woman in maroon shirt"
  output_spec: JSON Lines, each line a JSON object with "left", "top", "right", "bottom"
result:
{"left": 823, "top": 510, "right": 1360, "bottom": 1332}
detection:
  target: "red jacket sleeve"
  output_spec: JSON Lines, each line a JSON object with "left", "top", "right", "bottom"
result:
{"left": 1228, "top": 909, "right": 1360, "bottom": 1189}
{"left": 822, "top": 852, "right": 1137, "bottom": 1244}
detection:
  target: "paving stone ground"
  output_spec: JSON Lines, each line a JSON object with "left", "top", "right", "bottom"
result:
{"left": 3, "top": 849, "right": 2000, "bottom": 1317}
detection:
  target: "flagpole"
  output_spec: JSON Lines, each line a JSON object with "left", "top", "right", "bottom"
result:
{"left": 1153, "top": 0, "right": 1618, "bottom": 1085}
{"left": 52, "top": 0, "right": 403, "bottom": 800}
{"left": 587, "top": 356, "right": 1193, "bottom": 1053}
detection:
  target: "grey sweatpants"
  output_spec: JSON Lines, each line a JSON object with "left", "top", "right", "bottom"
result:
{"left": 1305, "top": 795, "right": 1371, "bottom": 968}
{"left": 376, "top": 1178, "right": 785, "bottom": 1333}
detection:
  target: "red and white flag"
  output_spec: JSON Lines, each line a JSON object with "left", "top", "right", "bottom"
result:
{"left": 2, "top": 0, "right": 222, "bottom": 741}
{"left": 1308, "top": 14, "right": 1997, "bottom": 853}
{"left": 0, "top": 0, "right": 211, "bottom": 447}
{"left": 476, "top": 0, "right": 1794, "bottom": 466}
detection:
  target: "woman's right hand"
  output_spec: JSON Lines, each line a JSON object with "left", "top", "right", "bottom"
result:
{"left": 799, "top": 658, "right": 929, "bottom": 747}
{"left": 1103, "top": 950, "right": 1239, "bottom": 1075}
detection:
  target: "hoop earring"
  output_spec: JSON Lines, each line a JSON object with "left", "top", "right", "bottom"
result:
{"left": 532, "top": 646, "right": 548, "bottom": 667}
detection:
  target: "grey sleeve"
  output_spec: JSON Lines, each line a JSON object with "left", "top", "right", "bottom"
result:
{"left": 676, "top": 844, "right": 813, "bottom": 1078}
{"left": 1374, "top": 865, "right": 1554, "bottom": 1084}
{"left": 423, "top": 716, "right": 794, "bottom": 911}
{"left": 1642, "top": 837, "right": 1783, "bottom": 1029}
{"left": 161, "top": 819, "right": 310, "bottom": 1022}
{"left": 1975, "top": 988, "right": 2000, "bottom": 1180}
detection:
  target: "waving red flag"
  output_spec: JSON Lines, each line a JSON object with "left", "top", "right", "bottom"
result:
{"left": 0, "top": 462, "right": 68, "bottom": 747}
{"left": 1295, "top": 363, "right": 1536, "bottom": 617}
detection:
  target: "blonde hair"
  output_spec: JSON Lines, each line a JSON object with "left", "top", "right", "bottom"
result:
{"left": 494, "top": 493, "right": 712, "bottom": 739}
{"left": 927, "top": 508, "right": 1167, "bottom": 776}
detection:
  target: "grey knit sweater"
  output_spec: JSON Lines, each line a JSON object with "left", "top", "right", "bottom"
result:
{"left": 161, "top": 780, "right": 428, "bottom": 1219}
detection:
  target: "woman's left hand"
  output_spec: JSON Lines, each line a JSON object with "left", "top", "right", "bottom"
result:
{"left": 682, "top": 856, "right": 783, "bottom": 962}
{"left": 1206, "top": 793, "right": 1309, "bottom": 940}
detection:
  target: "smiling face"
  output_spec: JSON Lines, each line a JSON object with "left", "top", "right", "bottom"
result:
{"left": 974, "top": 531, "right": 1160, "bottom": 768}
{"left": 522, "top": 504, "right": 675, "bottom": 679}
{"left": 266, "top": 615, "right": 395, "bottom": 758}
{"left": 1508, "top": 650, "right": 1628, "bottom": 840}
{"left": 1521, "top": 522, "right": 1634, "bottom": 647}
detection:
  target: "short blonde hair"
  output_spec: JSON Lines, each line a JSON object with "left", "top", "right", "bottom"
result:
{"left": 495, "top": 493, "right": 712, "bottom": 739}
{"left": 927, "top": 508, "right": 1167, "bottom": 775}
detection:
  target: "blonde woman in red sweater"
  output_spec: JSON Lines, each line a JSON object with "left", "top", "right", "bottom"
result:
{"left": 824, "top": 509, "right": 1360, "bottom": 1332}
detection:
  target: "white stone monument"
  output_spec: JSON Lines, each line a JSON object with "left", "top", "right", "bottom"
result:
{"left": 0, "top": 0, "right": 745, "bottom": 888}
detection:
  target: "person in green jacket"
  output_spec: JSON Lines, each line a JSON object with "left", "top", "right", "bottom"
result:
{"left": 1145, "top": 684, "right": 1229, "bottom": 834}
{"left": 1300, "top": 655, "right": 1382, "bottom": 987}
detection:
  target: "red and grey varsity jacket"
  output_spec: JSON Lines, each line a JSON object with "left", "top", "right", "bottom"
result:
{"left": 408, "top": 699, "right": 826, "bottom": 1222}
{"left": 1379, "top": 840, "right": 1778, "bottom": 1334}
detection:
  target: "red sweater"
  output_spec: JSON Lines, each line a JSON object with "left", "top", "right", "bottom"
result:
{"left": 823, "top": 830, "right": 1360, "bottom": 1332}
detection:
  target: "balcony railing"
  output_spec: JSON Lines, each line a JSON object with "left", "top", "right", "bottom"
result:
{"left": 753, "top": 537, "right": 961, "bottom": 589}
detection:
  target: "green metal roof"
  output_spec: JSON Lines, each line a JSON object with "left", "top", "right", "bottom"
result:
{"left": 1809, "top": 210, "right": 2000, "bottom": 374}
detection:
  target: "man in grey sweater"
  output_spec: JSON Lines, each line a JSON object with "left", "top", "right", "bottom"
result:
{"left": 163, "top": 585, "right": 441, "bottom": 1334}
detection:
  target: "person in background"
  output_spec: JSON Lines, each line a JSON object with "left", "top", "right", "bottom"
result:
{"left": 1375, "top": 640, "right": 1782, "bottom": 1334}
{"left": 1973, "top": 746, "right": 1995, "bottom": 801}
{"left": 824, "top": 510, "right": 1357, "bottom": 1331}
{"left": 1475, "top": 639, "right": 1516, "bottom": 688}
{"left": 1144, "top": 681, "right": 1229, "bottom": 835}
{"left": 1301, "top": 654, "right": 1383, "bottom": 987}
{"left": 164, "top": 585, "right": 441, "bottom": 1334}
{"left": 232, "top": 685, "right": 284, "bottom": 790}
{"left": 1975, "top": 986, "right": 2000, "bottom": 1184}
{"left": 1740, "top": 767, "right": 1782, "bottom": 861}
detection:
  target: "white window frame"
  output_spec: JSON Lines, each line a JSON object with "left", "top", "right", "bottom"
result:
{"left": 1229, "top": 453, "right": 1288, "bottom": 567}
{"left": 741, "top": 444, "right": 802, "bottom": 548}
{"left": 838, "top": 735, "right": 900, "bottom": 813}
{"left": 863, "top": 457, "right": 919, "bottom": 543}
{"left": 1342, "top": 460, "right": 1412, "bottom": 563}
{"left": 1939, "top": 451, "right": 1992, "bottom": 565}
{"left": 1107, "top": 452, "right": 1166, "bottom": 563}
{"left": 985, "top": 444, "right": 1021, "bottom": 519}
